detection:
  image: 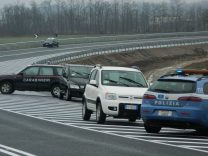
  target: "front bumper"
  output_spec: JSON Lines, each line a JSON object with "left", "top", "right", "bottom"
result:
{"left": 102, "top": 100, "right": 141, "bottom": 118}
{"left": 69, "top": 88, "right": 85, "bottom": 98}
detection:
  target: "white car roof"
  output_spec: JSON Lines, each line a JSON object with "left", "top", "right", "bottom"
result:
{"left": 95, "top": 66, "right": 141, "bottom": 72}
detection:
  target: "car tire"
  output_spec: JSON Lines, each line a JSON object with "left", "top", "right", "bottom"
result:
{"left": 82, "top": 98, "right": 91, "bottom": 121}
{"left": 96, "top": 101, "right": 106, "bottom": 124}
{"left": 196, "top": 128, "right": 208, "bottom": 134}
{"left": 65, "top": 89, "right": 72, "bottom": 101}
{"left": 144, "top": 123, "right": 161, "bottom": 133}
{"left": 0, "top": 81, "right": 14, "bottom": 94}
{"left": 59, "top": 92, "right": 64, "bottom": 100}
{"left": 128, "top": 116, "right": 137, "bottom": 122}
{"left": 51, "top": 84, "right": 61, "bottom": 97}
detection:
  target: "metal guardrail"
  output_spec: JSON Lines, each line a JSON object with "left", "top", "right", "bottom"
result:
{"left": 35, "top": 37, "right": 208, "bottom": 65}
{"left": 1, "top": 31, "right": 208, "bottom": 51}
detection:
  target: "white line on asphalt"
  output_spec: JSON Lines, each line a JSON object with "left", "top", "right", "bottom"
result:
{"left": 1, "top": 108, "right": 208, "bottom": 154}
{"left": 156, "top": 140, "right": 208, "bottom": 144}
{"left": 0, "top": 149, "right": 20, "bottom": 156}
{"left": 69, "top": 123, "right": 143, "bottom": 128}
{"left": 0, "top": 144, "right": 36, "bottom": 156}
{"left": 181, "top": 145, "right": 208, "bottom": 149}
{"left": 126, "top": 135, "right": 208, "bottom": 141}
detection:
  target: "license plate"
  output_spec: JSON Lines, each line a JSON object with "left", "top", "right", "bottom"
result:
{"left": 158, "top": 110, "right": 172, "bottom": 116}
{"left": 125, "top": 105, "right": 138, "bottom": 110}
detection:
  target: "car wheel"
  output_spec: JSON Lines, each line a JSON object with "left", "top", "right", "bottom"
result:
{"left": 96, "top": 101, "right": 106, "bottom": 124}
{"left": 82, "top": 98, "right": 91, "bottom": 121}
{"left": 128, "top": 116, "right": 137, "bottom": 122}
{"left": 144, "top": 123, "right": 161, "bottom": 133}
{"left": 65, "top": 89, "right": 72, "bottom": 101}
{"left": 0, "top": 81, "right": 14, "bottom": 94}
{"left": 51, "top": 85, "right": 60, "bottom": 97}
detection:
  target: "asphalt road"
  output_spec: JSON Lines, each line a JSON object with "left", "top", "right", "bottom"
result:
{"left": 0, "top": 36, "right": 208, "bottom": 156}
{"left": 0, "top": 35, "right": 207, "bottom": 62}
{"left": 0, "top": 93, "right": 207, "bottom": 156}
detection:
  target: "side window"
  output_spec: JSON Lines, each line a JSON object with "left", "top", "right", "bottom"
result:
{"left": 90, "top": 70, "right": 97, "bottom": 81}
{"left": 23, "top": 67, "right": 39, "bottom": 76}
{"left": 203, "top": 83, "right": 208, "bottom": 94}
{"left": 39, "top": 67, "right": 54, "bottom": 76}
{"left": 56, "top": 68, "right": 63, "bottom": 76}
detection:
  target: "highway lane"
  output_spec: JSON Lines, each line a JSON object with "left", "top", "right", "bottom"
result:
{"left": 0, "top": 36, "right": 208, "bottom": 156}
{"left": 0, "top": 35, "right": 208, "bottom": 62}
{"left": 0, "top": 93, "right": 207, "bottom": 156}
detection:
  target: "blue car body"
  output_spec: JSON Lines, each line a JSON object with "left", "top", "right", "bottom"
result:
{"left": 141, "top": 74, "right": 208, "bottom": 131}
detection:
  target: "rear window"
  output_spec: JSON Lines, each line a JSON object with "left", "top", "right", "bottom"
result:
{"left": 149, "top": 79, "right": 196, "bottom": 93}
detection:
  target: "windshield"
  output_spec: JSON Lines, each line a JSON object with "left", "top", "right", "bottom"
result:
{"left": 69, "top": 66, "right": 92, "bottom": 78}
{"left": 149, "top": 79, "right": 196, "bottom": 93}
{"left": 101, "top": 70, "right": 148, "bottom": 87}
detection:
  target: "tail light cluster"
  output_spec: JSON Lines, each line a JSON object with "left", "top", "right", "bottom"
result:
{"left": 143, "top": 94, "right": 156, "bottom": 99}
{"left": 178, "top": 96, "right": 202, "bottom": 102}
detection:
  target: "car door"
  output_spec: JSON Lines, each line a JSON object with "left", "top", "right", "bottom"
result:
{"left": 85, "top": 69, "right": 99, "bottom": 110}
{"left": 36, "top": 67, "right": 54, "bottom": 91}
{"left": 15, "top": 66, "right": 40, "bottom": 91}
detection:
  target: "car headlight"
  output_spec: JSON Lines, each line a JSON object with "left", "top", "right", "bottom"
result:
{"left": 70, "top": 84, "right": 80, "bottom": 89}
{"left": 105, "top": 93, "right": 117, "bottom": 100}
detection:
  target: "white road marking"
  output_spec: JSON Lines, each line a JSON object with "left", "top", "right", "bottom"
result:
{"left": 1, "top": 93, "right": 208, "bottom": 154}
{"left": 0, "top": 144, "right": 36, "bottom": 156}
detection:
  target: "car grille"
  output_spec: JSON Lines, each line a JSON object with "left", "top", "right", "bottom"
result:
{"left": 118, "top": 95, "right": 142, "bottom": 100}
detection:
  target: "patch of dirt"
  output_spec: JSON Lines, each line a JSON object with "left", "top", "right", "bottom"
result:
{"left": 65, "top": 44, "right": 208, "bottom": 81}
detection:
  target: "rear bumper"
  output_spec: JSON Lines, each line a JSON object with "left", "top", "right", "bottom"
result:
{"left": 141, "top": 105, "right": 208, "bottom": 128}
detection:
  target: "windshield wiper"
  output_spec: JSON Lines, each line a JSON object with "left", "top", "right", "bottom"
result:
{"left": 153, "top": 89, "right": 170, "bottom": 93}
{"left": 104, "top": 78, "right": 118, "bottom": 84}
{"left": 119, "top": 77, "right": 144, "bottom": 87}
{"left": 104, "top": 78, "right": 129, "bottom": 86}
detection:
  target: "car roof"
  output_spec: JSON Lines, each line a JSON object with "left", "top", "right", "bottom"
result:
{"left": 28, "top": 64, "right": 63, "bottom": 68}
{"left": 47, "top": 37, "right": 56, "bottom": 40}
{"left": 95, "top": 66, "right": 141, "bottom": 72}
{"left": 65, "top": 64, "right": 93, "bottom": 68}
{"left": 159, "top": 75, "right": 199, "bottom": 82}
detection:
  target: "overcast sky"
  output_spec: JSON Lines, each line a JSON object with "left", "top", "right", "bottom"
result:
{"left": 0, "top": 0, "right": 200, "bottom": 7}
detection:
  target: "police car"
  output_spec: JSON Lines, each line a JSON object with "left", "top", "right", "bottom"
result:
{"left": 141, "top": 69, "right": 208, "bottom": 133}
{"left": 0, "top": 64, "right": 65, "bottom": 97}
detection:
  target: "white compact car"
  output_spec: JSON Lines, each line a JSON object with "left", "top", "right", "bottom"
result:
{"left": 82, "top": 65, "right": 149, "bottom": 124}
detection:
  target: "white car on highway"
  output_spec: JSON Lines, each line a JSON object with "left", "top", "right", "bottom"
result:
{"left": 82, "top": 65, "right": 148, "bottom": 124}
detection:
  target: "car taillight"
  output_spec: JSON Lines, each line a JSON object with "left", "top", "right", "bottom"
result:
{"left": 178, "top": 96, "right": 202, "bottom": 102}
{"left": 143, "top": 94, "right": 156, "bottom": 99}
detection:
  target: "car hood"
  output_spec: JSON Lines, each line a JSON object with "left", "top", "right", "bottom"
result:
{"left": 0, "top": 74, "right": 16, "bottom": 79}
{"left": 70, "top": 77, "right": 89, "bottom": 85}
{"left": 103, "top": 86, "right": 148, "bottom": 97}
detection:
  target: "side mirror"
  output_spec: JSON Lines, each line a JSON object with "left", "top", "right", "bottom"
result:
{"left": 62, "top": 72, "right": 67, "bottom": 78}
{"left": 90, "top": 80, "right": 97, "bottom": 86}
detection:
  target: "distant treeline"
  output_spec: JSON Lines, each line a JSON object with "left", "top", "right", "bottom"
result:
{"left": 0, "top": 0, "right": 208, "bottom": 36}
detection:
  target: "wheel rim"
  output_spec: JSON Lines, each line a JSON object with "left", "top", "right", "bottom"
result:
{"left": 1, "top": 83, "right": 11, "bottom": 93}
{"left": 53, "top": 86, "right": 60, "bottom": 96}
